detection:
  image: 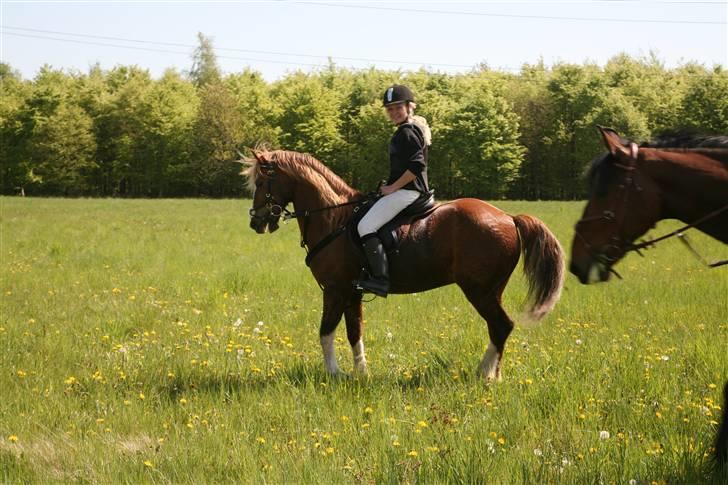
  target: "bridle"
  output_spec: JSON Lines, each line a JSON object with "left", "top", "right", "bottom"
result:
{"left": 573, "top": 143, "right": 641, "bottom": 278}
{"left": 574, "top": 143, "right": 728, "bottom": 274}
{"left": 248, "top": 163, "right": 290, "bottom": 230}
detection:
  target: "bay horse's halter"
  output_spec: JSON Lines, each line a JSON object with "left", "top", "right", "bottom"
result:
{"left": 573, "top": 143, "right": 641, "bottom": 278}
{"left": 574, "top": 144, "right": 728, "bottom": 274}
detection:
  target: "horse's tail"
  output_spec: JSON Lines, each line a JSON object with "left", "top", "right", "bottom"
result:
{"left": 512, "top": 214, "right": 565, "bottom": 321}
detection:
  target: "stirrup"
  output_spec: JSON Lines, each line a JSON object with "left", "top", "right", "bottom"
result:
{"left": 353, "top": 277, "right": 389, "bottom": 298}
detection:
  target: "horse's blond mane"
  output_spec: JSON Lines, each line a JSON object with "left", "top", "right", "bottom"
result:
{"left": 242, "top": 150, "right": 358, "bottom": 205}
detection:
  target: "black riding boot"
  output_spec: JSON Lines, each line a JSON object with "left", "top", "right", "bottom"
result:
{"left": 353, "top": 234, "right": 390, "bottom": 297}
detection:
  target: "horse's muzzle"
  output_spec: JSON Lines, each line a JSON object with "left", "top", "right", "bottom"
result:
{"left": 569, "top": 258, "right": 611, "bottom": 284}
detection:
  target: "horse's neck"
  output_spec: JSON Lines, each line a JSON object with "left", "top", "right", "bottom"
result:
{"left": 292, "top": 183, "right": 358, "bottom": 246}
{"left": 644, "top": 152, "right": 728, "bottom": 241}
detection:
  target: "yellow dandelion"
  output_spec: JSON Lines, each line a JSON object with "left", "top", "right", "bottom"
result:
{"left": 708, "top": 383, "right": 717, "bottom": 389}
{"left": 364, "top": 406, "right": 374, "bottom": 414}
{"left": 417, "top": 421, "right": 428, "bottom": 428}
{"left": 8, "top": 435, "right": 18, "bottom": 443}
{"left": 407, "top": 450, "right": 418, "bottom": 457}
{"left": 498, "top": 437, "right": 506, "bottom": 445}
{"left": 326, "top": 447, "right": 334, "bottom": 454}
{"left": 143, "top": 460, "right": 154, "bottom": 468}
{"left": 138, "top": 393, "right": 145, "bottom": 400}
{"left": 256, "top": 437, "right": 266, "bottom": 444}
{"left": 392, "top": 440, "right": 400, "bottom": 447}
{"left": 361, "top": 423, "right": 370, "bottom": 429}
{"left": 179, "top": 398, "right": 187, "bottom": 405}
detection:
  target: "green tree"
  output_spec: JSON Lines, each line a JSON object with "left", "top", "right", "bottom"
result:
{"left": 189, "top": 33, "right": 221, "bottom": 88}
{"left": 192, "top": 81, "right": 243, "bottom": 196}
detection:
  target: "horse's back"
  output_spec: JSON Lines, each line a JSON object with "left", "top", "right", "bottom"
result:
{"left": 388, "top": 198, "right": 521, "bottom": 293}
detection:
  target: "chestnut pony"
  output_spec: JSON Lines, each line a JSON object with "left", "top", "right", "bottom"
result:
{"left": 571, "top": 127, "right": 728, "bottom": 284}
{"left": 244, "top": 149, "right": 564, "bottom": 381}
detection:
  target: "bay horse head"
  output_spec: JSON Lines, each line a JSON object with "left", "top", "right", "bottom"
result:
{"left": 243, "top": 150, "right": 296, "bottom": 234}
{"left": 570, "top": 127, "right": 663, "bottom": 283}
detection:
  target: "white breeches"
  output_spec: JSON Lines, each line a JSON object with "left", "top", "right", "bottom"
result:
{"left": 357, "top": 189, "right": 420, "bottom": 237}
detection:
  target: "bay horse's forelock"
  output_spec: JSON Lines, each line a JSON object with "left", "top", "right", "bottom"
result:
{"left": 246, "top": 150, "right": 565, "bottom": 382}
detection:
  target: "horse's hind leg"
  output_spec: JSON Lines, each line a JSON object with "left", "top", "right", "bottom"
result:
{"left": 461, "top": 285, "right": 514, "bottom": 381}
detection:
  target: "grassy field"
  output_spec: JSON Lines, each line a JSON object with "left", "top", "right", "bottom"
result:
{"left": 1, "top": 197, "right": 726, "bottom": 484}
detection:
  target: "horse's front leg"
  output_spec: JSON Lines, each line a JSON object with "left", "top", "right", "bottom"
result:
{"left": 320, "top": 290, "right": 346, "bottom": 375}
{"left": 344, "top": 291, "right": 368, "bottom": 375}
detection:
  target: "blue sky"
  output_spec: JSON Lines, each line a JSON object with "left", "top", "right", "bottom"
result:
{"left": 1, "top": 1, "right": 726, "bottom": 80}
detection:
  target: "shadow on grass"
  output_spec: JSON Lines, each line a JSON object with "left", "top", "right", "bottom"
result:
{"left": 155, "top": 354, "right": 474, "bottom": 403}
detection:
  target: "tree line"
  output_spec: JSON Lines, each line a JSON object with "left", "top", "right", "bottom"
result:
{"left": 1, "top": 35, "right": 726, "bottom": 200}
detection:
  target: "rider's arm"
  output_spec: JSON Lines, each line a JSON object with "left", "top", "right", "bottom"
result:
{"left": 382, "top": 170, "right": 416, "bottom": 195}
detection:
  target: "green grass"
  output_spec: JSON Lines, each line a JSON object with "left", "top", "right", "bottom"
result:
{"left": 1, "top": 197, "right": 726, "bottom": 483}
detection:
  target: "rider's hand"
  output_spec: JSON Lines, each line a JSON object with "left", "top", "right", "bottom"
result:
{"left": 380, "top": 184, "right": 396, "bottom": 196}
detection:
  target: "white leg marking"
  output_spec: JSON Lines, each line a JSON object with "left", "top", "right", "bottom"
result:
{"left": 321, "top": 333, "right": 340, "bottom": 375}
{"left": 478, "top": 342, "right": 501, "bottom": 381}
{"left": 352, "top": 339, "right": 368, "bottom": 375}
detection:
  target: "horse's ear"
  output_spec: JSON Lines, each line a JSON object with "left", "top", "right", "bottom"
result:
{"left": 597, "top": 126, "right": 631, "bottom": 159}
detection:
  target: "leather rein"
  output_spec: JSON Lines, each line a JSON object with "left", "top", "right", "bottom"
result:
{"left": 574, "top": 143, "right": 727, "bottom": 277}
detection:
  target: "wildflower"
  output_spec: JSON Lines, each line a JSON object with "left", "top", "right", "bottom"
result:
{"left": 417, "top": 421, "right": 428, "bottom": 428}
{"left": 139, "top": 393, "right": 145, "bottom": 401}
{"left": 257, "top": 321, "right": 264, "bottom": 327}
{"left": 533, "top": 448, "right": 543, "bottom": 457}
{"left": 708, "top": 383, "right": 717, "bottom": 389}
{"left": 256, "top": 437, "right": 266, "bottom": 444}
{"left": 599, "top": 431, "right": 610, "bottom": 440}
{"left": 179, "top": 398, "right": 187, "bottom": 405}
{"left": 143, "top": 460, "right": 154, "bottom": 468}
{"left": 325, "top": 447, "right": 334, "bottom": 454}
{"left": 16, "top": 370, "right": 26, "bottom": 378}
{"left": 407, "top": 450, "right": 418, "bottom": 457}
{"left": 364, "top": 407, "right": 373, "bottom": 414}
{"left": 233, "top": 318, "right": 243, "bottom": 328}
{"left": 8, "top": 435, "right": 18, "bottom": 442}
{"left": 426, "top": 446, "right": 440, "bottom": 452}
{"left": 64, "top": 376, "right": 77, "bottom": 385}
{"left": 386, "top": 331, "right": 393, "bottom": 341}
{"left": 498, "top": 437, "right": 506, "bottom": 445}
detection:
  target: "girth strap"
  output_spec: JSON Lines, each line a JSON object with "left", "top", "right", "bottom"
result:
{"left": 304, "top": 225, "right": 348, "bottom": 267}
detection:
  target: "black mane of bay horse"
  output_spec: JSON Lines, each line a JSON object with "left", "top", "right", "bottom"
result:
{"left": 570, "top": 126, "right": 728, "bottom": 284}
{"left": 245, "top": 149, "right": 565, "bottom": 381}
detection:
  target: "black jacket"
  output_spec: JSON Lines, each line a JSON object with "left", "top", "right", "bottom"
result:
{"left": 387, "top": 122, "right": 429, "bottom": 193}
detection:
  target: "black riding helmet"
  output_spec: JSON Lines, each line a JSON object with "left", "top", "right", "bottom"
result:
{"left": 382, "top": 84, "right": 415, "bottom": 107}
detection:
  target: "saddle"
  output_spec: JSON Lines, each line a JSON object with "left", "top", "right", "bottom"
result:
{"left": 349, "top": 190, "right": 437, "bottom": 254}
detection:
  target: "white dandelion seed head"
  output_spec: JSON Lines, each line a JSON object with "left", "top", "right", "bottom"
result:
{"left": 386, "top": 331, "right": 393, "bottom": 341}
{"left": 257, "top": 321, "right": 264, "bottom": 327}
{"left": 575, "top": 339, "right": 583, "bottom": 345}
{"left": 661, "top": 355, "right": 669, "bottom": 361}
{"left": 253, "top": 327, "right": 262, "bottom": 334}
{"left": 233, "top": 318, "right": 243, "bottom": 328}
{"left": 533, "top": 448, "right": 543, "bottom": 457}
{"left": 599, "top": 431, "right": 610, "bottom": 440}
